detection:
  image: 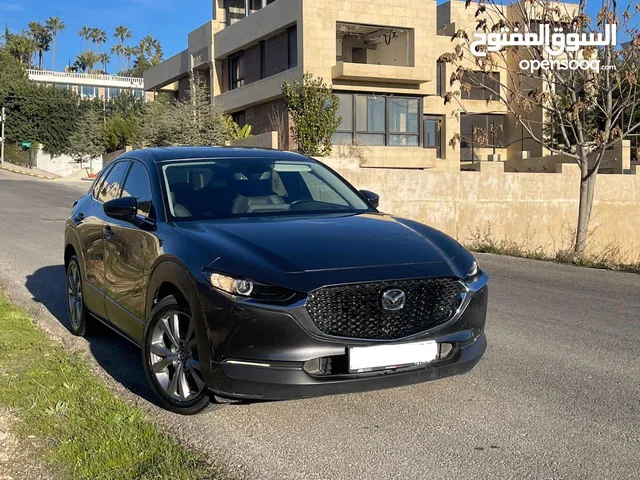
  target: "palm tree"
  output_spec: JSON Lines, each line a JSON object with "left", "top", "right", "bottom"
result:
{"left": 140, "top": 35, "right": 155, "bottom": 59}
{"left": 7, "top": 35, "right": 32, "bottom": 65}
{"left": 150, "top": 39, "right": 163, "bottom": 66}
{"left": 110, "top": 44, "right": 124, "bottom": 72}
{"left": 113, "top": 26, "right": 131, "bottom": 46}
{"left": 124, "top": 46, "right": 136, "bottom": 71}
{"left": 45, "top": 17, "right": 65, "bottom": 71}
{"left": 78, "top": 26, "right": 92, "bottom": 50}
{"left": 28, "top": 21, "right": 51, "bottom": 69}
{"left": 98, "top": 52, "right": 110, "bottom": 73}
{"left": 91, "top": 28, "right": 107, "bottom": 52}
{"left": 76, "top": 50, "right": 99, "bottom": 73}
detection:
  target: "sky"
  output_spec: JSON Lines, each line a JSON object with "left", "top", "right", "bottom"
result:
{"left": 0, "top": 0, "right": 211, "bottom": 73}
{"left": 0, "top": 0, "right": 609, "bottom": 75}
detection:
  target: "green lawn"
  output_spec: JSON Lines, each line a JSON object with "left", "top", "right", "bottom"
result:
{"left": 0, "top": 292, "right": 216, "bottom": 480}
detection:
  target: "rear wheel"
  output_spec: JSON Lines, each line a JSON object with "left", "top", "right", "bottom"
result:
{"left": 142, "top": 295, "right": 217, "bottom": 414}
{"left": 66, "top": 256, "right": 91, "bottom": 336}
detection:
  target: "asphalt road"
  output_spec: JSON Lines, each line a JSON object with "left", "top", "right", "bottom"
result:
{"left": 0, "top": 169, "right": 639, "bottom": 480}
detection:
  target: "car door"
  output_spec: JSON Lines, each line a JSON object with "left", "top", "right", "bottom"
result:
{"left": 103, "top": 160, "right": 158, "bottom": 343}
{"left": 74, "top": 162, "right": 124, "bottom": 319}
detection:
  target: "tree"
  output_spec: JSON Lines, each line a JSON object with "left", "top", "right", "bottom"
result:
{"left": 28, "top": 22, "right": 51, "bottom": 69}
{"left": 281, "top": 72, "right": 341, "bottom": 156}
{"left": 75, "top": 51, "right": 100, "bottom": 73}
{"left": 98, "top": 52, "right": 110, "bottom": 73}
{"left": 124, "top": 46, "right": 136, "bottom": 71}
{"left": 440, "top": 0, "right": 640, "bottom": 255}
{"left": 114, "top": 25, "right": 132, "bottom": 47}
{"left": 45, "top": 17, "right": 65, "bottom": 71}
{"left": 68, "top": 108, "right": 105, "bottom": 165}
{"left": 91, "top": 28, "right": 107, "bottom": 53}
{"left": 78, "top": 26, "right": 93, "bottom": 51}
{"left": 173, "top": 77, "right": 227, "bottom": 146}
{"left": 103, "top": 115, "right": 139, "bottom": 151}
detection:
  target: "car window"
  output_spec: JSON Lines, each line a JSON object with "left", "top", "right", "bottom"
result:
{"left": 98, "top": 161, "right": 130, "bottom": 203}
{"left": 92, "top": 163, "right": 114, "bottom": 199}
{"left": 161, "top": 158, "right": 370, "bottom": 220}
{"left": 121, "top": 162, "right": 154, "bottom": 218}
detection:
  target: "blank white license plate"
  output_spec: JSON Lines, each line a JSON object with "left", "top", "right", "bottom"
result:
{"left": 348, "top": 340, "right": 438, "bottom": 372}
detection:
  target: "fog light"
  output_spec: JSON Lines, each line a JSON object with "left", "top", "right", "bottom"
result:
{"left": 235, "top": 279, "right": 254, "bottom": 296}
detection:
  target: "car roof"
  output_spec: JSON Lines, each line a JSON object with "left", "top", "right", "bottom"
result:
{"left": 127, "top": 147, "right": 314, "bottom": 164}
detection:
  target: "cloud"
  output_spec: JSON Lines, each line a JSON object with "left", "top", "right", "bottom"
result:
{"left": 0, "top": 2, "right": 20, "bottom": 11}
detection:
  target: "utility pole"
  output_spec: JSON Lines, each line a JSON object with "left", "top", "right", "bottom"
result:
{"left": 1, "top": 107, "right": 5, "bottom": 169}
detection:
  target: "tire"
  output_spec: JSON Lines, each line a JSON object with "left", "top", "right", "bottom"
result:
{"left": 142, "top": 295, "right": 218, "bottom": 415}
{"left": 66, "top": 255, "right": 92, "bottom": 337}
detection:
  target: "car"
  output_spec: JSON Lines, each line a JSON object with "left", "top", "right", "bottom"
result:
{"left": 64, "top": 147, "right": 488, "bottom": 414}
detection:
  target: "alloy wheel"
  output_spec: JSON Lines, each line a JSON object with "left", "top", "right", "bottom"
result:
{"left": 149, "top": 311, "right": 205, "bottom": 402}
{"left": 67, "top": 262, "right": 83, "bottom": 329}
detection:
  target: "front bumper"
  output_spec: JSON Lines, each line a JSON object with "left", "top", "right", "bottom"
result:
{"left": 196, "top": 274, "right": 489, "bottom": 401}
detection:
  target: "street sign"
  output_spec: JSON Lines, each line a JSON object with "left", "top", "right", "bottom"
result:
{"left": 20, "top": 141, "right": 31, "bottom": 150}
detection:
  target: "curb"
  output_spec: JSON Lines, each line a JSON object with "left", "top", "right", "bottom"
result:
{"left": 0, "top": 166, "right": 57, "bottom": 180}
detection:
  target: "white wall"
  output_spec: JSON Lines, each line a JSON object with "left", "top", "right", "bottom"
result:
{"left": 35, "top": 148, "right": 103, "bottom": 177}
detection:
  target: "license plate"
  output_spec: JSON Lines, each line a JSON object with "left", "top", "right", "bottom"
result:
{"left": 348, "top": 340, "right": 438, "bottom": 373}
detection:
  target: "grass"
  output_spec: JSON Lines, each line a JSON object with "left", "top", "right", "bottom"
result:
{"left": 465, "top": 227, "right": 640, "bottom": 274}
{"left": 0, "top": 292, "right": 215, "bottom": 480}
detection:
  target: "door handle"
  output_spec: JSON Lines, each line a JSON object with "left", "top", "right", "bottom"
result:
{"left": 104, "top": 225, "right": 114, "bottom": 241}
{"left": 74, "top": 212, "right": 85, "bottom": 222}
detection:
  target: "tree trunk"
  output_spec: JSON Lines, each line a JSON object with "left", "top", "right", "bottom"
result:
{"left": 52, "top": 39, "right": 56, "bottom": 71}
{"left": 574, "top": 160, "right": 598, "bottom": 255}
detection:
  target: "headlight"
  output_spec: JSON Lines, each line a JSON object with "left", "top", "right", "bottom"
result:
{"left": 467, "top": 260, "right": 480, "bottom": 280}
{"left": 209, "top": 272, "right": 254, "bottom": 296}
{"left": 206, "top": 271, "right": 295, "bottom": 302}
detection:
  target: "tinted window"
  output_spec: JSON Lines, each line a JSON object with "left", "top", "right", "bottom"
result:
{"left": 121, "top": 162, "right": 154, "bottom": 218}
{"left": 161, "top": 158, "right": 370, "bottom": 221}
{"left": 98, "top": 161, "right": 130, "bottom": 203}
{"left": 92, "top": 164, "right": 114, "bottom": 199}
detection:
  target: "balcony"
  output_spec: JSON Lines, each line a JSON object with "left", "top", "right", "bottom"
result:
{"left": 27, "top": 69, "right": 144, "bottom": 88}
{"left": 332, "top": 62, "right": 428, "bottom": 85}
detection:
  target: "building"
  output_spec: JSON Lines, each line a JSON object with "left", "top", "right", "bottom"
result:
{"left": 143, "top": 0, "right": 574, "bottom": 170}
{"left": 27, "top": 69, "right": 150, "bottom": 101}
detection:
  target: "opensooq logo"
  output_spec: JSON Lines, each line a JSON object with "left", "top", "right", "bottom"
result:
{"left": 470, "top": 24, "right": 617, "bottom": 73}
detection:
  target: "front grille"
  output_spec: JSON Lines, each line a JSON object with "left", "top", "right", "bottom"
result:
{"left": 306, "top": 278, "right": 464, "bottom": 340}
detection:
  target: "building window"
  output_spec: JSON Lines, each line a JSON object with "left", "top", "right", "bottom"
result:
{"left": 80, "top": 86, "right": 96, "bottom": 98}
{"left": 356, "top": 95, "right": 386, "bottom": 145}
{"left": 287, "top": 26, "right": 297, "bottom": 69}
{"left": 423, "top": 115, "right": 443, "bottom": 158}
{"left": 460, "top": 114, "right": 504, "bottom": 148}
{"left": 229, "top": 53, "right": 245, "bottom": 90}
{"left": 107, "top": 87, "right": 121, "bottom": 99}
{"left": 388, "top": 97, "right": 419, "bottom": 146}
{"left": 259, "top": 41, "right": 266, "bottom": 79}
{"left": 461, "top": 71, "right": 500, "bottom": 100}
{"left": 332, "top": 93, "right": 354, "bottom": 145}
{"left": 436, "top": 62, "right": 444, "bottom": 96}
{"left": 333, "top": 93, "right": 422, "bottom": 147}
{"left": 232, "top": 111, "right": 246, "bottom": 127}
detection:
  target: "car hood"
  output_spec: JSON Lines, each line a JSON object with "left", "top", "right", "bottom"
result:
{"left": 173, "top": 213, "right": 463, "bottom": 287}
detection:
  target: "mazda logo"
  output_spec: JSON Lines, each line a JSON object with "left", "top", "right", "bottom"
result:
{"left": 380, "top": 288, "right": 406, "bottom": 311}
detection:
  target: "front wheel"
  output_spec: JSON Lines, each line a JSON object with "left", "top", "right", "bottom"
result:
{"left": 142, "top": 295, "right": 216, "bottom": 415}
{"left": 66, "top": 255, "right": 92, "bottom": 336}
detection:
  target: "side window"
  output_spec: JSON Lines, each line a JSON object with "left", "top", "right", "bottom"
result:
{"left": 98, "top": 161, "right": 130, "bottom": 203}
{"left": 92, "top": 164, "right": 114, "bottom": 199}
{"left": 121, "top": 162, "right": 154, "bottom": 218}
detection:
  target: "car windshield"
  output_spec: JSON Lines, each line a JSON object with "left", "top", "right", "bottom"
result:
{"left": 161, "top": 157, "right": 372, "bottom": 220}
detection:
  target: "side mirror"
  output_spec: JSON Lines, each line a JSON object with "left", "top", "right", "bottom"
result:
{"left": 104, "top": 196, "right": 137, "bottom": 223}
{"left": 359, "top": 189, "right": 380, "bottom": 209}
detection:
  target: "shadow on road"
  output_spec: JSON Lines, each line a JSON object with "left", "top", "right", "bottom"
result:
{"left": 25, "top": 265, "right": 156, "bottom": 404}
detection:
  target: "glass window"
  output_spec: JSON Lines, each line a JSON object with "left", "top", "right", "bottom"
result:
{"left": 161, "top": 158, "right": 371, "bottom": 220}
{"left": 423, "top": 115, "right": 442, "bottom": 157}
{"left": 335, "top": 93, "right": 352, "bottom": 132}
{"left": 332, "top": 132, "right": 353, "bottom": 145}
{"left": 389, "top": 98, "right": 418, "bottom": 133}
{"left": 81, "top": 86, "right": 96, "bottom": 98}
{"left": 460, "top": 114, "right": 504, "bottom": 148}
{"left": 356, "top": 95, "right": 385, "bottom": 133}
{"left": 121, "top": 162, "right": 154, "bottom": 218}
{"left": 230, "top": 53, "right": 245, "bottom": 90}
{"left": 98, "top": 161, "right": 130, "bottom": 203}
{"left": 461, "top": 71, "right": 500, "bottom": 100}
{"left": 436, "top": 62, "right": 444, "bottom": 96}
{"left": 108, "top": 88, "right": 121, "bottom": 99}
{"left": 92, "top": 163, "right": 115, "bottom": 199}
{"left": 287, "top": 26, "right": 297, "bottom": 69}
{"left": 356, "top": 133, "right": 385, "bottom": 146}
{"left": 260, "top": 40, "right": 266, "bottom": 79}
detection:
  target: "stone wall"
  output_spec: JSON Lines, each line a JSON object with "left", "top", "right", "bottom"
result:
{"left": 322, "top": 157, "right": 640, "bottom": 263}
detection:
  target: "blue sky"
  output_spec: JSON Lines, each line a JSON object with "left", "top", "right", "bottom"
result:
{"left": 0, "top": 0, "right": 211, "bottom": 73}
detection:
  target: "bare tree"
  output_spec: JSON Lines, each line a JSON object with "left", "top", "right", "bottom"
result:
{"left": 268, "top": 105, "right": 287, "bottom": 150}
{"left": 440, "top": 0, "right": 640, "bottom": 255}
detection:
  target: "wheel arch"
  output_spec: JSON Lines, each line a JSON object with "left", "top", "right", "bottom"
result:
{"left": 145, "top": 260, "right": 200, "bottom": 322}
